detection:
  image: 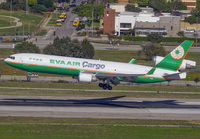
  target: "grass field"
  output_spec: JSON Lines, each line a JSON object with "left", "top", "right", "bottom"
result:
{"left": 1, "top": 123, "right": 199, "bottom": 138}
{"left": 0, "top": 117, "right": 200, "bottom": 138}
{"left": 0, "top": 16, "right": 14, "bottom": 27}
{"left": 0, "top": 82, "right": 199, "bottom": 99}
{"left": 0, "top": 10, "right": 45, "bottom": 36}
{"left": 47, "top": 13, "right": 57, "bottom": 27}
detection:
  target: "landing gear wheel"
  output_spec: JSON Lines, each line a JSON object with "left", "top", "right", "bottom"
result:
{"left": 99, "top": 83, "right": 103, "bottom": 88}
{"left": 102, "top": 84, "right": 107, "bottom": 90}
{"left": 27, "top": 77, "right": 31, "bottom": 82}
{"left": 108, "top": 85, "right": 112, "bottom": 90}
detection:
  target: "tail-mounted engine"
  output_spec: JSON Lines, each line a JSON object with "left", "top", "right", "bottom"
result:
{"left": 152, "top": 56, "right": 196, "bottom": 71}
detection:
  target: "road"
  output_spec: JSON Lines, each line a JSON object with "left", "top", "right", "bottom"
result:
{"left": 0, "top": 95, "right": 200, "bottom": 120}
{"left": 1, "top": 41, "right": 200, "bottom": 52}
{"left": 48, "top": 8, "right": 77, "bottom": 40}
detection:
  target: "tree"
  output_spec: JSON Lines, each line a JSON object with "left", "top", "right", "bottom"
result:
{"left": 93, "top": 4, "right": 105, "bottom": 20}
{"left": 69, "top": 39, "right": 82, "bottom": 57}
{"left": 128, "top": 0, "right": 138, "bottom": 4}
{"left": 191, "top": 9, "right": 200, "bottom": 17}
{"left": 177, "top": 31, "right": 184, "bottom": 37}
{"left": 138, "top": 0, "right": 148, "bottom": 7}
{"left": 43, "top": 37, "right": 95, "bottom": 58}
{"left": 185, "top": 16, "right": 196, "bottom": 24}
{"left": 28, "top": 0, "right": 37, "bottom": 7}
{"left": 72, "top": 4, "right": 105, "bottom": 20}
{"left": 196, "top": 0, "right": 200, "bottom": 12}
{"left": 172, "top": 0, "right": 187, "bottom": 11}
{"left": 38, "top": 0, "right": 54, "bottom": 8}
{"left": 129, "top": 0, "right": 148, "bottom": 7}
{"left": 125, "top": 4, "right": 141, "bottom": 12}
{"left": 81, "top": 39, "right": 95, "bottom": 59}
{"left": 57, "top": 0, "right": 69, "bottom": 3}
{"left": 30, "top": 4, "right": 47, "bottom": 14}
{"left": 105, "top": 0, "right": 118, "bottom": 3}
{"left": 194, "top": 77, "right": 200, "bottom": 86}
{"left": 0, "top": 0, "right": 26, "bottom": 11}
{"left": 14, "top": 42, "right": 40, "bottom": 53}
{"left": 108, "top": 34, "right": 122, "bottom": 46}
{"left": 139, "top": 43, "right": 166, "bottom": 60}
{"left": 148, "top": 0, "right": 168, "bottom": 13}
{"left": 147, "top": 33, "right": 163, "bottom": 43}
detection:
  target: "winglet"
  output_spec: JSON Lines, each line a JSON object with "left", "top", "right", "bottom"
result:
{"left": 129, "top": 58, "right": 135, "bottom": 64}
{"left": 147, "top": 67, "right": 156, "bottom": 75}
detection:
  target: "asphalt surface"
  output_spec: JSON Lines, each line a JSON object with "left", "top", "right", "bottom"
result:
{"left": 48, "top": 8, "right": 77, "bottom": 40}
{"left": 0, "top": 95, "right": 200, "bottom": 120}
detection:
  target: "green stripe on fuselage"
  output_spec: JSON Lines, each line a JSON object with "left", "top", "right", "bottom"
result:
{"left": 5, "top": 62, "right": 80, "bottom": 76}
{"left": 135, "top": 76, "right": 168, "bottom": 83}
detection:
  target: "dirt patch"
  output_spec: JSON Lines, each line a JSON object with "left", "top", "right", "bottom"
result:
{"left": 181, "top": 22, "right": 200, "bottom": 30}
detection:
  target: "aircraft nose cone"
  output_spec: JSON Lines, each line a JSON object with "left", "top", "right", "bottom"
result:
{"left": 4, "top": 58, "right": 10, "bottom": 63}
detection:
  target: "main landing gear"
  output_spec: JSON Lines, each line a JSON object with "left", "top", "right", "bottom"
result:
{"left": 98, "top": 83, "right": 112, "bottom": 90}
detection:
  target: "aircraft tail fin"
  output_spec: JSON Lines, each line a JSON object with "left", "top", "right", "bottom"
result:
{"left": 155, "top": 40, "right": 194, "bottom": 71}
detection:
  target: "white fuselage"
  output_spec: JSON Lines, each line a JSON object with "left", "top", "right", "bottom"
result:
{"left": 4, "top": 53, "right": 180, "bottom": 79}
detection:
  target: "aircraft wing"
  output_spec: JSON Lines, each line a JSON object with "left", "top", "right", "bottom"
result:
{"left": 96, "top": 73, "right": 144, "bottom": 85}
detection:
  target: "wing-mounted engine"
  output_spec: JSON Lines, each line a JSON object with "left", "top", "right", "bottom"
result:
{"left": 152, "top": 56, "right": 196, "bottom": 71}
{"left": 78, "top": 72, "right": 98, "bottom": 82}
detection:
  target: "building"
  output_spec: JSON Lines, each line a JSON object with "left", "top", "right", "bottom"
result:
{"left": 182, "top": 0, "right": 196, "bottom": 10}
{"left": 115, "top": 12, "right": 138, "bottom": 36}
{"left": 103, "top": 9, "right": 115, "bottom": 34}
{"left": 114, "top": 11, "right": 181, "bottom": 37}
{"left": 104, "top": 10, "right": 181, "bottom": 37}
{"left": 103, "top": 4, "right": 181, "bottom": 37}
{"left": 118, "top": 0, "right": 129, "bottom": 4}
{"left": 110, "top": 3, "right": 126, "bottom": 13}
{"left": 0, "top": 0, "right": 6, "bottom": 4}
{"left": 135, "top": 15, "right": 181, "bottom": 37}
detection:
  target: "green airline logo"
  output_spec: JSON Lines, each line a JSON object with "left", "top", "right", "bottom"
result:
{"left": 50, "top": 59, "right": 80, "bottom": 66}
{"left": 175, "top": 49, "right": 180, "bottom": 55}
{"left": 29, "top": 58, "right": 42, "bottom": 61}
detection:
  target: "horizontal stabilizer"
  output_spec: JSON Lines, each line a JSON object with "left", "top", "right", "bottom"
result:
{"left": 163, "top": 72, "right": 186, "bottom": 80}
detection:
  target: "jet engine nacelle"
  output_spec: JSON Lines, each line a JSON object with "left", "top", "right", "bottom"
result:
{"left": 78, "top": 72, "right": 97, "bottom": 82}
{"left": 152, "top": 56, "right": 196, "bottom": 70}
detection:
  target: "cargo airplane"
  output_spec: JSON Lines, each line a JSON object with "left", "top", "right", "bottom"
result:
{"left": 4, "top": 40, "right": 196, "bottom": 90}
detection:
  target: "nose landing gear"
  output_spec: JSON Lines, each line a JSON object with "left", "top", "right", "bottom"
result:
{"left": 26, "top": 73, "right": 38, "bottom": 82}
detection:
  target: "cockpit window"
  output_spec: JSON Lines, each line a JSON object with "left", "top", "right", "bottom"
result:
{"left": 9, "top": 56, "right": 15, "bottom": 60}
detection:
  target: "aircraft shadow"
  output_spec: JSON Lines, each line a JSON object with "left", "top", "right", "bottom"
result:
{"left": 0, "top": 96, "right": 200, "bottom": 109}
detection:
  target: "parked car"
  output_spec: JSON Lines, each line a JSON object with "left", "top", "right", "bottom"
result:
{"left": 66, "top": 7, "right": 70, "bottom": 12}
{"left": 184, "top": 29, "right": 195, "bottom": 33}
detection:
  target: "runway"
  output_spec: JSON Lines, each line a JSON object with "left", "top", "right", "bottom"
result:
{"left": 0, "top": 95, "right": 200, "bottom": 120}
